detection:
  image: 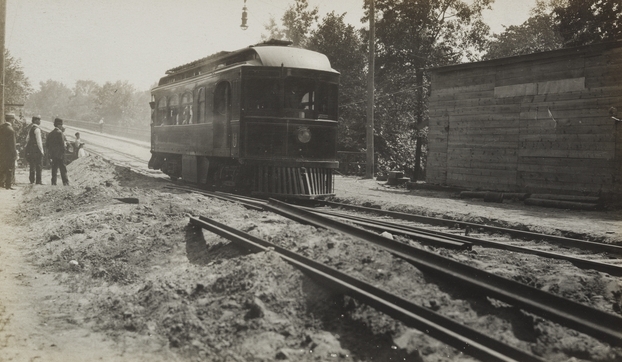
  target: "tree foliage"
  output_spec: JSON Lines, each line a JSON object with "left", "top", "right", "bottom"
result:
{"left": 26, "top": 80, "right": 72, "bottom": 120}
{"left": 4, "top": 49, "right": 33, "bottom": 113}
{"left": 307, "top": 12, "right": 367, "bottom": 152}
{"left": 261, "top": 0, "right": 318, "bottom": 46}
{"left": 484, "top": 1, "right": 564, "bottom": 60}
{"left": 261, "top": 17, "right": 287, "bottom": 42}
{"left": 484, "top": 0, "right": 621, "bottom": 60}
{"left": 366, "top": 0, "right": 492, "bottom": 174}
{"left": 25, "top": 79, "right": 150, "bottom": 127}
{"left": 67, "top": 80, "right": 100, "bottom": 122}
{"left": 553, "top": 0, "right": 622, "bottom": 47}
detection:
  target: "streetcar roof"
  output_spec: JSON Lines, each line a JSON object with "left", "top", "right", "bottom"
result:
{"left": 160, "top": 43, "right": 338, "bottom": 86}
{"left": 251, "top": 46, "right": 337, "bottom": 73}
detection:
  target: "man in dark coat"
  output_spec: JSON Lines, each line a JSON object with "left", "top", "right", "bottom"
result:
{"left": 0, "top": 114, "right": 17, "bottom": 189}
{"left": 25, "top": 115, "right": 44, "bottom": 184}
{"left": 46, "top": 117, "right": 69, "bottom": 186}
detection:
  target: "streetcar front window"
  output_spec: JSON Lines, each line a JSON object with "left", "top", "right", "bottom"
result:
{"left": 284, "top": 77, "right": 337, "bottom": 119}
{"left": 244, "top": 78, "right": 280, "bottom": 114}
{"left": 284, "top": 77, "right": 315, "bottom": 111}
{"left": 244, "top": 74, "right": 337, "bottom": 120}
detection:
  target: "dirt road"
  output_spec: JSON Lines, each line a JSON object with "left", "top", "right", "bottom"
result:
{"left": 0, "top": 171, "right": 175, "bottom": 362}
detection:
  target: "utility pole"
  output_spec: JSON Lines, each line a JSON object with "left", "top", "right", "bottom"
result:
{"left": 365, "top": 0, "right": 375, "bottom": 179}
{"left": 0, "top": 0, "right": 6, "bottom": 121}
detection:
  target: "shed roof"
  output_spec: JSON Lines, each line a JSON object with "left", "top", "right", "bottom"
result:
{"left": 427, "top": 40, "right": 622, "bottom": 74}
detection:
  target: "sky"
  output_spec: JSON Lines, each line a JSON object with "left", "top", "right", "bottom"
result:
{"left": 6, "top": 0, "right": 537, "bottom": 92}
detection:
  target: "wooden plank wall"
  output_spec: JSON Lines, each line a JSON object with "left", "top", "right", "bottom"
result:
{"left": 427, "top": 43, "right": 622, "bottom": 197}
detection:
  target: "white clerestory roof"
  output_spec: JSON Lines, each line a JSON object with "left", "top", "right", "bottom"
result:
{"left": 251, "top": 46, "right": 338, "bottom": 74}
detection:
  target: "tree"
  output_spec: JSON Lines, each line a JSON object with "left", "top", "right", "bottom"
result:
{"left": 261, "top": 0, "right": 319, "bottom": 46}
{"left": 307, "top": 12, "right": 367, "bottom": 152}
{"left": 484, "top": 0, "right": 621, "bottom": 59}
{"left": 553, "top": 0, "right": 622, "bottom": 47}
{"left": 129, "top": 89, "right": 152, "bottom": 127}
{"left": 282, "top": 0, "right": 318, "bottom": 46}
{"left": 484, "top": 1, "right": 564, "bottom": 60}
{"left": 95, "top": 81, "right": 138, "bottom": 126}
{"left": 261, "top": 16, "right": 287, "bottom": 42}
{"left": 26, "top": 80, "right": 72, "bottom": 120}
{"left": 365, "top": 0, "right": 492, "bottom": 175}
{"left": 4, "top": 49, "right": 33, "bottom": 113}
{"left": 67, "top": 80, "right": 101, "bottom": 122}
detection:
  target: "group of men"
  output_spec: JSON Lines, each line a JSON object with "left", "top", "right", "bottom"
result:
{"left": 0, "top": 114, "right": 70, "bottom": 189}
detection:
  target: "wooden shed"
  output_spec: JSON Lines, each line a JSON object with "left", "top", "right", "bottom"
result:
{"left": 426, "top": 41, "right": 622, "bottom": 198}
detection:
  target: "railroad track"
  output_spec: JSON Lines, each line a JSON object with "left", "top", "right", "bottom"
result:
{"left": 312, "top": 200, "right": 622, "bottom": 255}
{"left": 189, "top": 215, "right": 545, "bottom": 362}
{"left": 301, "top": 207, "right": 622, "bottom": 276}
{"left": 167, "top": 184, "right": 622, "bottom": 276}
{"left": 169, "top": 185, "right": 622, "bottom": 355}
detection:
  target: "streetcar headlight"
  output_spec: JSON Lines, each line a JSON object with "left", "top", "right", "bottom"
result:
{"left": 297, "top": 127, "right": 311, "bottom": 143}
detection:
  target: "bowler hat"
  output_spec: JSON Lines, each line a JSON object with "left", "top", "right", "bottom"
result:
{"left": 32, "top": 115, "right": 41, "bottom": 121}
{"left": 54, "top": 117, "right": 63, "bottom": 126}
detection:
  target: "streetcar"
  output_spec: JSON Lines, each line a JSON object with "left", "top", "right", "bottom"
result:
{"left": 148, "top": 40, "right": 339, "bottom": 198}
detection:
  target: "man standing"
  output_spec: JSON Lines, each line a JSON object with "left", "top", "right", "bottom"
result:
{"left": 0, "top": 114, "right": 17, "bottom": 190}
{"left": 46, "top": 118, "right": 69, "bottom": 186}
{"left": 25, "top": 115, "right": 44, "bottom": 184}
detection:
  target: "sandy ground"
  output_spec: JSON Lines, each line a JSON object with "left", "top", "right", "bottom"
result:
{"left": 333, "top": 177, "right": 622, "bottom": 244}
{"left": 1, "top": 152, "right": 621, "bottom": 362}
{"left": 0, "top": 174, "right": 174, "bottom": 362}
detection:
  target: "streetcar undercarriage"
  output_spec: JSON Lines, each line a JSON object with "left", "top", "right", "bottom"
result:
{"left": 148, "top": 152, "right": 335, "bottom": 198}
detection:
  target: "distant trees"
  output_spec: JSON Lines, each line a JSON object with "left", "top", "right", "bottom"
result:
{"left": 26, "top": 80, "right": 72, "bottom": 120}
{"left": 67, "top": 80, "right": 99, "bottom": 122}
{"left": 25, "top": 79, "right": 151, "bottom": 127}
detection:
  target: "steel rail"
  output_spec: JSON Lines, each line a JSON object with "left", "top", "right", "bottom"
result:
{"left": 163, "top": 185, "right": 265, "bottom": 211}
{"left": 203, "top": 192, "right": 468, "bottom": 249}
{"left": 190, "top": 215, "right": 544, "bottom": 362}
{"left": 166, "top": 187, "right": 622, "bottom": 275}
{"left": 265, "top": 199, "right": 622, "bottom": 347}
{"left": 311, "top": 200, "right": 622, "bottom": 255}
{"left": 314, "top": 211, "right": 472, "bottom": 250}
{"left": 308, "top": 208, "right": 622, "bottom": 277}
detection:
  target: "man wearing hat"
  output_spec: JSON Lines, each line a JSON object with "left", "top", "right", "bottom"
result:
{"left": 46, "top": 117, "right": 69, "bottom": 186}
{"left": 25, "top": 115, "right": 44, "bottom": 184}
{"left": 0, "top": 114, "right": 17, "bottom": 189}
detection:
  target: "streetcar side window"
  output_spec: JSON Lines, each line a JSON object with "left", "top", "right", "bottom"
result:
{"left": 214, "top": 82, "right": 231, "bottom": 116}
{"left": 181, "top": 92, "right": 193, "bottom": 125}
{"left": 169, "top": 94, "right": 179, "bottom": 125}
{"left": 197, "top": 88, "right": 206, "bottom": 124}
{"left": 157, "top": 97, "right": 167, "bottom": 126}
